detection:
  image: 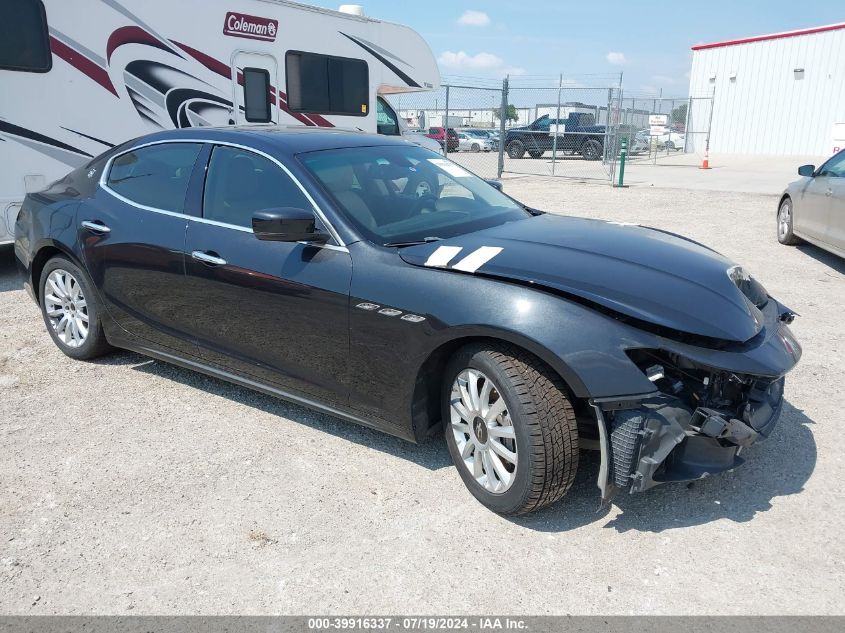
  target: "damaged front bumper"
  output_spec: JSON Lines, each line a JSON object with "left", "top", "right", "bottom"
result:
{"left": 592, "top": 301, "right": 801, "bottom": 501}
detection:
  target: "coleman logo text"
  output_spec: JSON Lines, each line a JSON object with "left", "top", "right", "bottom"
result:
{"left": 223, "top": 12, "right": 278, "bottom": 42}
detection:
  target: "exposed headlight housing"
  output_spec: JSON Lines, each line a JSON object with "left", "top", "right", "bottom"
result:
{"left": 727, "top": 265, "right": 768, "bottom": 309}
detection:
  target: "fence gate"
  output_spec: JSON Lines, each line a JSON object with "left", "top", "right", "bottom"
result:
{"left": 617, "top": 96, "right": 714, "bottom": 164}
{"left": 498, "top": 82, "right": 624, "bottom": 183}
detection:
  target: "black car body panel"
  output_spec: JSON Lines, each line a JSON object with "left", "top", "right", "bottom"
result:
{"left": 398, "top": 213, "right": 766, "bottom": 343}
{"left": 15, "top": 126, "right": 802, "bottom": 500}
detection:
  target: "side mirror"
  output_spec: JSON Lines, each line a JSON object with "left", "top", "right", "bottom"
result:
{"left": 798, "top": 164, "right": 815, "bottom": 177}
{"left": 252, "top": 208, "right": 329, "bottom": 243}
{"left": 485, "top": 179, "right": 504, "bottom": 191}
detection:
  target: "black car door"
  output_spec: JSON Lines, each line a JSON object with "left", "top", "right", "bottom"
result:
{"left": 78, "top": 141, "right": 205, "bottom": 356}
{"left": 182, "top": 144, "right": 352, "bottom": 406}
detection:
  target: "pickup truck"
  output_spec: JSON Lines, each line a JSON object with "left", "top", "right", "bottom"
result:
{"left": 504, "top": 113, "right": 606, "bottom": 160}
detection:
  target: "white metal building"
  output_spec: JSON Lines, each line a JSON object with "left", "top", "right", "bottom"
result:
{"left": 687, "top": 22, "right": 845, "bottom": 156}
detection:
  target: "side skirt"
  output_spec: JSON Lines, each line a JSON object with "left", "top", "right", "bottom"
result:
{"left": 107, "top": 334, "right": 418, "bottom": 443}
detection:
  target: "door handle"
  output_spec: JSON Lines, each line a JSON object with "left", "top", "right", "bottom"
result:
{"left": 191, "top": 250, "right": 227, "bottom": 266}
{"left": 81, "top": 220, "right": 111, "bottom": 234}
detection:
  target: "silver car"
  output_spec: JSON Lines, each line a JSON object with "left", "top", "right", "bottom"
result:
{"left": 456, "top": 132, "right": 494, "bottom": 152}
{"left": 778, "top": 150, "right": 845, "bottom": 258}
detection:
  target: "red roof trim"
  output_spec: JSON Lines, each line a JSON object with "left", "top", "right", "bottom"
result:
{"left": 692, "top": 22, "right": 845, "bottom": 51}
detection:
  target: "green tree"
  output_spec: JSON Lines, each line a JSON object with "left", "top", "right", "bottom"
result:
{"left": 493, "top": 104, "right": 519, "bottom": 123}
{"left": 671, "top": 103, "right": 688, "bottom": 125}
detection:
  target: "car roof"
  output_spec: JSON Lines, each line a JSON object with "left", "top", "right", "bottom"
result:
{"left": 124, "top": 125, "right": 411, "bottom": 156}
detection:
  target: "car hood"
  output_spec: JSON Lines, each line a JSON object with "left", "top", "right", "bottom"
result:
{"left": 398, "top": 214, "right": 766, "bottom": 343}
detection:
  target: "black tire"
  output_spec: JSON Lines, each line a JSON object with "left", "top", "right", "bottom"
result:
{"left": 471, "top": 143, "right": 481, "bottom": 153}
{"left": 777, "top": 197, "right": 801, "bottom": 245}
{"left": 580, "top": 138, "right": 603, "bottom": 160}
{"left": 39, "top": 255, "right": 112, "bottom": 360}
{"left": 608, "top": 410, "right": 645, "bottom": 488}
{"left": 665, "top": 141, "right": 676, "bottom": 151}
{"left": 528, "top": 150, "right": 543, "bottom": 159}
{"left": 506, "top": 140, "right": 526, "bottom": 159}
{"left": 442, "top": 343, "right": 579, "bottom": 515}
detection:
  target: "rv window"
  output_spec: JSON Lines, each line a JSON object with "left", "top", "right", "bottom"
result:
{"left": 106, "top": 143, "right": 202, "bottom": 213}
{"left": 376, "top": 97, "right": 400, "bottom": 136}
{"left": 0, "top": 0, "right": 51, "bottom": 73}
{"left": 243, "top": 67, "right": 272, "bottom": 123}
{"left": 286, "top": 51, "right": 368, "bottom": 117}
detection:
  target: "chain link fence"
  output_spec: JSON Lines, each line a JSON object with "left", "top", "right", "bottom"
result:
{"left": 386, "top": 80, "right": 714, "bottom": 184}
{"left": 618, "top": 96, "right": 714, "bottom": 163}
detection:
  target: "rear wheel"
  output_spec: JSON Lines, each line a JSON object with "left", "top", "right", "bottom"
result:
{"left": 777, "top": 197, "right": 800, "bottom": 245}
{"left": 528, "top": 150, "right": 543, "bottom": 159}
{"left": 39, "top": 256, "right": 112, "bottom": 360}
{"left": 580, "top": 138, "right": 603, "bottom": 160}
{"left": 443, "top": 344, "right": 579, "bottom": 515}
{"left": 507, "top": 140, "right": 526, "bottom": 159}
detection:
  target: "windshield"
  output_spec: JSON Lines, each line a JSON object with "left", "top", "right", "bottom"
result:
{"left": 300, "top": 145, "right": 529, "bottom": 246}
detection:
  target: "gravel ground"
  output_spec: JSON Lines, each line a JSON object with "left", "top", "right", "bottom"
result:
{"left": 1, "top": 180, "right": 844, "bottom": 615}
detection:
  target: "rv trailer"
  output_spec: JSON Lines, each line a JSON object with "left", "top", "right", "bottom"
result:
{"left": 0, "top": 0, "right": 440, "bottom": 244}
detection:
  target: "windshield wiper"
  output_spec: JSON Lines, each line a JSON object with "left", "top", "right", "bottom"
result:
{"left": 384, "top": 236, "right": 443, "bottom": 248}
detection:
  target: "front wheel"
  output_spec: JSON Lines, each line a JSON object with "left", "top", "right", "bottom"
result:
{"left": 777, "top": 197, "right": 800, "bottom": 245}
{"left": 471, "top": 143, "right": 481, "bottom": 152}
{"left": 506, "top": 140, "right": 526, "bottom": 159}
{"left": 580, "top": 139, "right": 603, "bottom": 160}
{"left": 443, "top": 344, "right": 579, "bottom": 515}
{"left": 39, "top": 256, "right": 112, "bottom": 360}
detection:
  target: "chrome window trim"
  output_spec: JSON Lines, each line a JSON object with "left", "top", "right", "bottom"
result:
{"left": 99, "top": 138, "right": 348, "bottom": 249}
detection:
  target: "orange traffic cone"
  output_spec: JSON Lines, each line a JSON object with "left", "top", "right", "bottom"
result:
{"left": 700, "top": 149, "right": 711, "bottom": 170}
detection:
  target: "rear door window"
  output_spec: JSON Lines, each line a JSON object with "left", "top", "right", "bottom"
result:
{"left": 0, "top": 0, "right": 51, "bottom": 72}
{"left": 106, "top": 143, "right": 202, "bottom": 212}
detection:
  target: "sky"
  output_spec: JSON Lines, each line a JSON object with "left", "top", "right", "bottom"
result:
{"left": 307, "top": 0, "right": 845, "bottom": 96}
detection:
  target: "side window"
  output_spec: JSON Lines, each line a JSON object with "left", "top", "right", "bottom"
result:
{"left": 285, "top": 51, "right": 368, "bottom": 116}
{"left": 106, "top": 143, "right": 202, "bottom": 212}
{"left": 376, "top": 97, "right": 400, "bottom": 136}
{"left": 203, "top": 146, "right": 313, "bottom": 228}
{"left": 243, "top": 67, "right": 271, "bottom": 123}
{"left": 818, "top": 151, "right": 845, "bottom": 178}
{"left": 0, "top": 0, "right": 51, "bottom": 72}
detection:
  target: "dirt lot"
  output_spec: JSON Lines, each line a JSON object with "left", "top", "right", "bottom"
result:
{"left": 1, "top": 180, "right": 844, "bottom": 615}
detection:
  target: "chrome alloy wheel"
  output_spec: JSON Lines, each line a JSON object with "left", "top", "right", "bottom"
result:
{"left": 43, "top": 269, "right": 89, "bottom": 348}
{"left": 450, "top": 369, "right": 517, "bottom": 493}
{"left": 778, "top": 201, "right": 792, "bottom": 240}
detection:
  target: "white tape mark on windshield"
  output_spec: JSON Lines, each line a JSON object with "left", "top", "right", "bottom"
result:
{"left": 452, "top": 246, "right": 503, "bottom": 273}
{"left": 424, "top": 245, "right": 463, "bottom": 267}
{"left": 427, "top": 158, "right": 472, "bottom": 178}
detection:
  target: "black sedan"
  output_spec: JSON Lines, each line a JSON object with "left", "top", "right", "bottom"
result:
{"left": 15, "top": 127, "right": 802, "bottom": 515}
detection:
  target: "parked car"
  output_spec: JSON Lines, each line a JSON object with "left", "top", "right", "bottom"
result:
{"left": 777, "top": 150, "right": 845, "bottom": 258}
{"left": 426, "top": 127, "right": 459, "bottom": 152}
{"left": 456, "top": 132, "right": 494, "bottom": 152}
{"left": 15, "top": 127, "right": 801, "bottom": 515}
{"left": 658, "top": 130, "right": 686, "bottom": 150}
{"left": 462, "top": 129, "right": 499, "bottom": 150}
{"left": 505, "top": 113, "right": 606, "bottom": 160}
